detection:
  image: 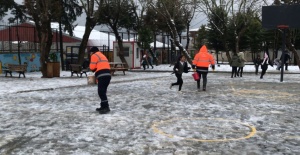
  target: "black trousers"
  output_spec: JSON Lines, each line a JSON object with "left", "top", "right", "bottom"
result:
{"left": 196, "top": 71, "right": 208, "bottom": 89}
{"left": 255, "top": 65, "right": 259, "bottom": 75}
{"left": 285, "top": 63, "right": 288, "bottom": 70}
{"left": 260, "top": 69, "right": 267, "bottom": 78}
{"left": 142, "top": 64, "right": 147, "bottom": 70}
{"left": 97, "top": 75, "right": 111, "bottom": 108}
{"left": 147, "top": 61, "right": 153, "bottom": 68}
{"left": 231, "top": 67, "right": 238, "bottom": 77}
{"left": 237, "top": 67, "right": 244, "bottom": 77}
{"left": 172, "top": 73, "right": 183, "bottom": 91}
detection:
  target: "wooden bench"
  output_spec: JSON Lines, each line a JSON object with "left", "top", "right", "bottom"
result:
{"left": 69, "top": 64, "right": 88, "bottom": 78}
{"left": 4, "top": 64, "right": 27, "bottom": 78}
{"left": 109, "top": 62, "right": 128, "bottom": 75}
{"left": 110, "top": 67, "right": 128, "bottom": 75}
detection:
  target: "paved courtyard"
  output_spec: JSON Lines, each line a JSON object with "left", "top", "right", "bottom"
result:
{"left": 0, "top": 71, "right": 299, "bottom": 154}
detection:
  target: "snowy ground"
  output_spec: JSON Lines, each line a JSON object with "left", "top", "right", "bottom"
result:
{"left": 0, "top": 64, "right": 299, "bottom": 154}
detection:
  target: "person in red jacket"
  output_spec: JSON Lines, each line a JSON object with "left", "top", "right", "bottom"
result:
{"left": 89, "top": 47, "right": 111, "bottom": 114}
{"left": 192, "top": 45, "right": 215, "bottom": 91}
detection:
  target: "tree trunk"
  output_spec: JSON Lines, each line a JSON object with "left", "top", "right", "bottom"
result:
{"left": 151, "top": 31, "right": 159, "bottom": 65}
{"left": 235, "top": 36, "right": 240, "bottom": 53}
{"left": 286, "top": 29, "right": 300, "bottom": 69}
{"left": 167, "top": 21, "right": 193, "bottom": 65}
{"left": 40, "top": 25, "right": 53, "bottom": 78}
{"left": 78, "top": 17, "right": 96, "bottom": 65}
{"left": 148, "top": 48, "right": 159, "bottom": 65}
{"left": 185, "top": 25, "right": 190, "bottom": 51}
{"left": 112, "top": 27, "right": 128, "bottom": 68}
{"left": 169, "top": 38, "right": 177, "bottom": 66}
{"left": 222, "top": 35, "right": 231, "bottom": 62}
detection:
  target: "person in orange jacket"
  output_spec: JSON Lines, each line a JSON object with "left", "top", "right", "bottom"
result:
{"left": 192, "top": 45, "right": 215, "bottom": 91}
{"left": 89, "top": 47, "right": 111, "bottom": 114}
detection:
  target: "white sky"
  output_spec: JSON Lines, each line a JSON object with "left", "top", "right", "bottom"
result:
{"left": 3, "top": 0, "right": 275, "bottom": 30}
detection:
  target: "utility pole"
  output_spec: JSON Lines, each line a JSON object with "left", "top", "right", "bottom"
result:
{"left": 278, "top": 25, "right": 288, "bottom": 82}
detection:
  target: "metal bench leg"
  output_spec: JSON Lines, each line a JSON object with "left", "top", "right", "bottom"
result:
{"left": 5, "top": 71, "right": 12, "bottom": 77}
{"left": 8, "top": 71, "right": 12, "bottom": 77}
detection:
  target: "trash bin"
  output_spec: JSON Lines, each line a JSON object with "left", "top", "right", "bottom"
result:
{"left": 52, "top": 62, "right": 60, "bottom": 77}
{"left": 47, "top": 63, "right": 53, "bottom": 78}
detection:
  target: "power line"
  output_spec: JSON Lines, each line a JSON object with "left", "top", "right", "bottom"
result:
{"left": 191, "top": 17, "right": 208, "bottom": 28}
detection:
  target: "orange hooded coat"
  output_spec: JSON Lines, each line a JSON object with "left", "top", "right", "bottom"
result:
{"left": 192, "top": 45, "right": 215, "bottom": 68}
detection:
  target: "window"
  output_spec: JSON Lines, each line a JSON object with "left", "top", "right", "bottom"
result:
{"left": 136, "top": 48, "right": 139, "bottom": 58}
{"left": 116, "top": 47, "right": 129, "bottom": 57}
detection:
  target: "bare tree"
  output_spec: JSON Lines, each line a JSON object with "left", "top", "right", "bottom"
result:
{"left": 0, "top": 0, "right": 17, "bottom": 20}
{"left": 24, "top": 0, "right": 62, "bottom": 77}
{"left": 11, "top": 0, "right": 81, "bottom": 77}
{"left": 181, "top": 0, "right": 198, "bottom": 51}
{"left": 146, "top": 0, "right": 198, "bottom": 65}
{"left": 198, "top": 0, "right": 231, "bottom": 60}
{"left": 272, "top": 0, "right": 300, "bottom": 69}
{"left": 198, "top": 0, "right": 268, "bottom": 61}
{"left": 96, "top": 0, "right": 139, "bottom": 68}
{"left": 77, "top": 0, "right": 102, "bottom": 65}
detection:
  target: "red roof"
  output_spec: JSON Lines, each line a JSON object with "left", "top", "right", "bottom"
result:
{"left": 0, "top": 22, "right": 81, "bottom": 43}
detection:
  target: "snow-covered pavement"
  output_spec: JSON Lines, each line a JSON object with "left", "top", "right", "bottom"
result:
{"left": 0, "top": 65, "right": 299, "bottom": 154}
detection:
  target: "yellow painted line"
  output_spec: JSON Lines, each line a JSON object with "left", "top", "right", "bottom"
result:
{"left": 0, "top": 135, "right": 17, "bottom": 147}
{"left": 229, "top": 81, "right": 235, "bottom": 92}
{"left": 233, "top": 89, "right": 295, "bottom": 99}
{"left": 231, "top": 85, "right": 235, "bottom": 92}
{"left": 285, "top": 136, "right": 300, "bottom": 139}
{"left": 151, "top": 117, "right": 256, "bottom": 142}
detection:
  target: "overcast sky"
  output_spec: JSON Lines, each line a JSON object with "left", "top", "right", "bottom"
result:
{"left": 2, "top": 0, "right": 274, "bottom": 31}
{"left": 2, "top": 0, "right": 207, "bottom": 30}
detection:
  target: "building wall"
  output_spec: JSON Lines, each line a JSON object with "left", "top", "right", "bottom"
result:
{"left": 113, "top": 42, "right": 141, "bottom": 69}
{"left": 0, "top": 52, "right": 60, "bottom": 72}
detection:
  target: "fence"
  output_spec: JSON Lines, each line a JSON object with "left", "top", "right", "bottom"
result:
{"left": 65, "top": 45, "right": 112, "bottom": 70}
{"left": 0, "top": 23, "right": 38, "bottom": 52}
{"left": 0, "top": 23, "right": 62, "bottom": 53}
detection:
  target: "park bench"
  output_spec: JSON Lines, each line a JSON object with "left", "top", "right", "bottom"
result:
{"left": 69, "top": 64, "right": 88, "bottom": 78}
{"left": 4, "top": 64, "right": 27, "bottom": 78}
{"left": 109, "top": 62, "right": 128, "bottom": 75}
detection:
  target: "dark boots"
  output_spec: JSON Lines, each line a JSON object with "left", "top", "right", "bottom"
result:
{"left": 99, "top": 107, "right": 110, "bottom": 114}
{"left": 96, "top": 101, "right": 110, "bottom": 114}
{"left": 96, "top": 107, "right": 110, "bottom": 114}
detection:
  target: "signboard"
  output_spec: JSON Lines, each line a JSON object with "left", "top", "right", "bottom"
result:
{"left": 262, "top": 5, "right": 300, "bottom": 29}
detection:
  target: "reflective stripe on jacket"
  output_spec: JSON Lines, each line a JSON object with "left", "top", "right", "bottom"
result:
{"left": 89, "top": 51, "right": 110, "bottom": 72}
{"left": 192, "top": 45, "right": 215, "bottom": 67}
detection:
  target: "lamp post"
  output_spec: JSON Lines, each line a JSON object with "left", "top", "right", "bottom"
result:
{"left": 59, "top": 0, "right": 65, "bottom": 70}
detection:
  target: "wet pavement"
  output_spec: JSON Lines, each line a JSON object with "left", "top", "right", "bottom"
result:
{"left": 0, "top": 72, "right": 299, "bottom": 155}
